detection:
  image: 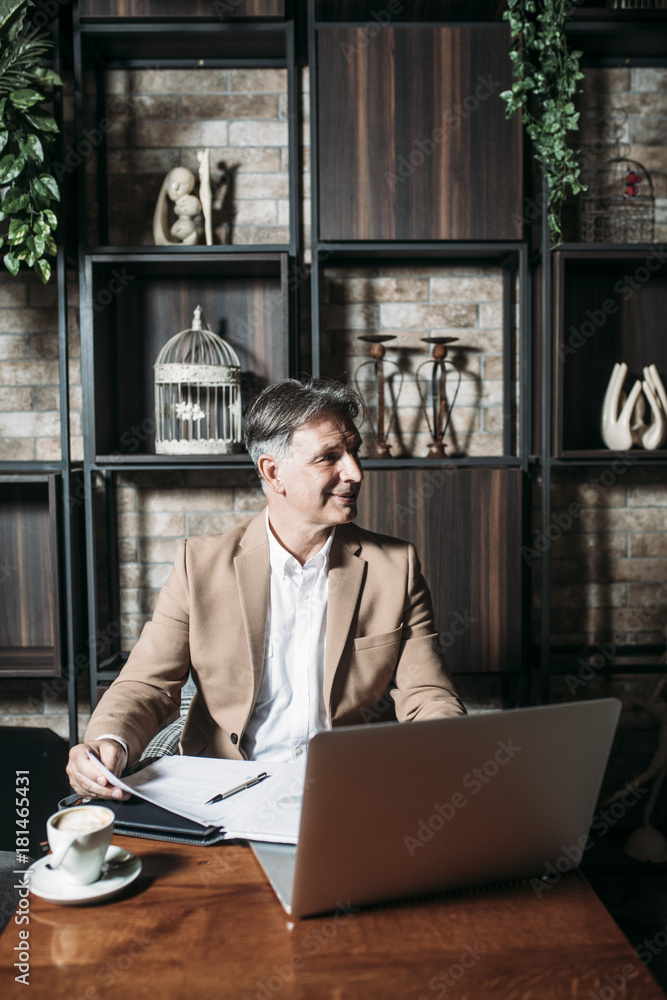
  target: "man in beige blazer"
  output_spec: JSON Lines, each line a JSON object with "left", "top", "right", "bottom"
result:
{"left": 67, "top": 378, "right": 464, "bottom": 799}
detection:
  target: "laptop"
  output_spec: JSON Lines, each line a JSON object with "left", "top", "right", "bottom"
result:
{"left": 251, "top": 698, "right": 621, "bottom": 918}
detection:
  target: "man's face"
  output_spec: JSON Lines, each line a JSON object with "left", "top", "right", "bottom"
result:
{"left": 273, "top": 414, "right": 363, "bottom": 531}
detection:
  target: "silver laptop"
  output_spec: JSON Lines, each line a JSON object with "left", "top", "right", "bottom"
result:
{"left": 251, "top": 698, "right": 621, "bottom": 918}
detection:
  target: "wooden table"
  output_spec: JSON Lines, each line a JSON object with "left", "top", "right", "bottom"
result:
{"left": 1, "top": 836, "right": 665, "bottom": 1000}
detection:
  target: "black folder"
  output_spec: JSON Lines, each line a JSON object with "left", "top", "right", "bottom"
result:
{"left": 59, "top": 793, "right": 227, "bottom": 846}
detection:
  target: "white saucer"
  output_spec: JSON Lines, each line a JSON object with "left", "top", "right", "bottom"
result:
{"left": 27, "top": 845, "right": 142, "bottom": 906}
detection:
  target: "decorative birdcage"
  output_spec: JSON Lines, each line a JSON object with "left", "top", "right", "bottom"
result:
{"left": 581, "top": 154, "right": 655, "bottom": 243}
{"left": 154, "top": 305, "right": 242, "bottom": 455}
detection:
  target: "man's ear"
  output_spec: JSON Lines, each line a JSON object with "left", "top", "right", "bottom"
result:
{"left": 257, "top": 454, "right": 285, "bottom": 495}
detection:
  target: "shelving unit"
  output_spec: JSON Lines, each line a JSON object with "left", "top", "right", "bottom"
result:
{"left": 70, "top": 1, "right": 301, "bottom": 708}
{"left": 38, "top": 0, "right": 663, "bottom": 724}
{"left": 308, "top": 0, "right": 530, "bottom": 685}
{"left": 539, "top": 10, "right": 667, "bottom": 699}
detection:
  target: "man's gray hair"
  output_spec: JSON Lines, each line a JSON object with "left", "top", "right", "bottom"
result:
{"left": 244, "top": 376, "right": 361, "bottom": 469}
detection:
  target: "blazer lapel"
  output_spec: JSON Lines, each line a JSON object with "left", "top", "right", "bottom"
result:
{"left": 324, "top": 526, "right": 366, "bottom": 710}
{"left": 235, "top": 513, "right": 270, "bottom": 704}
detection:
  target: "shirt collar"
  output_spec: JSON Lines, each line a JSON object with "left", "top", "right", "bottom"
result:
{"left": 266, "top": 509, "right": 334, "bottom": 578}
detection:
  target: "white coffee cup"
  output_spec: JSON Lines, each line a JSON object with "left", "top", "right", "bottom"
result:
{"left": 46, "top": 806, "right": 115, "bottom": 885}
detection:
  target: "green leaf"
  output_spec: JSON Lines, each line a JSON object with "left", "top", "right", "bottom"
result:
{"left": 19, "top": 134, "right": 43, "bottom": 162}
{"left": 3, "top": 251, "right": 20, "bottom": 276}
{"left": 37, "top": 172, "right": 59, "bottom": 201}
{"left": 1, "top": 187, "right": 28, "bottom": 213}
{"left": 23, "top": 109, "right": 59, "bottom": 135}
{"left": 8, "top": 219, "right": 28, "bottom": 243}
{"left": 0, "top": 0, "right": 24, "bottom": 30}
{"left": 0, "top": 152, "right": 25, "bottom": 183}
{"left": 0, "top": 128, "right": 7, "bottom": 153}
{"left": 33, "top": 68, "right": 63, "bottom": 87}
{"left": 42, "top": 208, "right": 57, "bottom": 228}
{"left": 27, "top": 234, "right": 46, "bottom": 256}
{"left": 34, "top": 257, "right": 51, "bottom": 284}
{"left": 9, "top": 89, "right": 44, "bottom": 110}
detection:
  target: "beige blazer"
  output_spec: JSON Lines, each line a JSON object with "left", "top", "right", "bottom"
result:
{"left": 86, "top": 512, "right": 464, "bottom": 763}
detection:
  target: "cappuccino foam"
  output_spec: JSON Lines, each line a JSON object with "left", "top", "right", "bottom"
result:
{"left": 54, "top": 807, "right": 111, "bottom": 834}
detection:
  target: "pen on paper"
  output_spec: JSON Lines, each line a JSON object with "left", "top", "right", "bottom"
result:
{"left": 205, "top": 772, "right": 269, "bottom": 805}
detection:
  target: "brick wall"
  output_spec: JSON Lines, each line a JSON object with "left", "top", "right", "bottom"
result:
{"left": 533, "top": 466, "right": 667, "bottom": 651}
{"left": 100, "top": 67, "right": 292, "bottom": 247}
{"left": 0, "top": 271, "right": 82, "bottom": 462}
{"left": 114, "top": 471, "right": 265, "bottom": 651}
{"left": 320, "top": 264, "right": 512, "bottom": 459}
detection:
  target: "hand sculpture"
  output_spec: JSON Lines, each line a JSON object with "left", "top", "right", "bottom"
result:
{"left": 638, "top": 364, "right": 667, "bottom": 451}
{"left": 601, "top": 362, "right": 643, "bottom": 451}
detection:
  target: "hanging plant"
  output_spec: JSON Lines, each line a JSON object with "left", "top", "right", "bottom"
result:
{"left": 0, "top": 0, "right": 61, "bottom": 283}
{"left": 501, "top": 0, "right": 585, "bottom": 246}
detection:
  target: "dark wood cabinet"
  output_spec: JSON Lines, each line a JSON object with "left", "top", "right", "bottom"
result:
{"left": 79, "top": 0, "right": 285, "bottom": 18}
{"left": 357, "top": 468, "right": 524, "bottom": 674}
{"left": 0, "top": 476, "right": 62, "bottom": 677}
{"left": 317, "top": 26, "right": 522, "bottom": 241}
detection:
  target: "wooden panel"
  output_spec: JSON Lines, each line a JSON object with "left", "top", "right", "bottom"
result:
{"left": 553, "top": 251, "right": 667, "bottom": 457}
{"left": 87, "top": 255, "right": 289, "bottom": 458}
{"left": 356, "top": 467, "right": 523, "bottom": 672}
{"left": 0, "top": 477, "right": 61, "bottom": 677}
{"left": 317, "top": 26, "right": 522, "bottom": 241}
{"left": 316, "top": 1, "right": 506, "bottom": 20}
{"left": 79, "top": 0, "right": 284, "bottom": 17}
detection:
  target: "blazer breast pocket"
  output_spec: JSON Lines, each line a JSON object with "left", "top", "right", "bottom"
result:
{"left": 353, "top": 625, "right": 402, "bottom": 652}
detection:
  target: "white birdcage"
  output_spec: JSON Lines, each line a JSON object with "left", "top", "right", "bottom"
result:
{"left": 154, "top": 305, "right": 242, "bottom": 455}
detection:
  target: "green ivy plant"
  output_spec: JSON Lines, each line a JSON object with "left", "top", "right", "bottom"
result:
{"left": 0, "top": 0, "right": 61, "bottom": 283}
{"left": 501, "top": 0, "right": 585, "bottom": 246}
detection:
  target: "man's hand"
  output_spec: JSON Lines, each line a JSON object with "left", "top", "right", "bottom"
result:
{"left": 66, "top": 739, "right": 130, "bottom": 800}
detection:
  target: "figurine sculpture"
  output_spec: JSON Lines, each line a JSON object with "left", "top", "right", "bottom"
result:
{"left": 197, "top": 148, "right": 213, "bottom": 247}
{"left": 601, "top": 361, "right": 667, "bottom": 451}
{"left": 153, "top": 149, "right": 214, "bottom": 247}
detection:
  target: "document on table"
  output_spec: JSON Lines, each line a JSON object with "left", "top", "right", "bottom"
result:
{"left": 87, "top": 751, "right": 306, "bottom": 844}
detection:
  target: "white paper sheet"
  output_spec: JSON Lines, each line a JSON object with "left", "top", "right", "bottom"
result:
{"left": 87, "top": 751, "right": 305, "bottom": 843}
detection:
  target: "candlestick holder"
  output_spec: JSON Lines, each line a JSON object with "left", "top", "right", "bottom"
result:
{"left": 415, "top": 337, "right": 461, "bottom": 458}
{"left": 353, "top": 335, "right": 403, "bottom": 458}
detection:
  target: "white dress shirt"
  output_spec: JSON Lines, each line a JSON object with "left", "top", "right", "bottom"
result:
{"left": 242, "top": 514, "right": 333, "bottom": 762}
